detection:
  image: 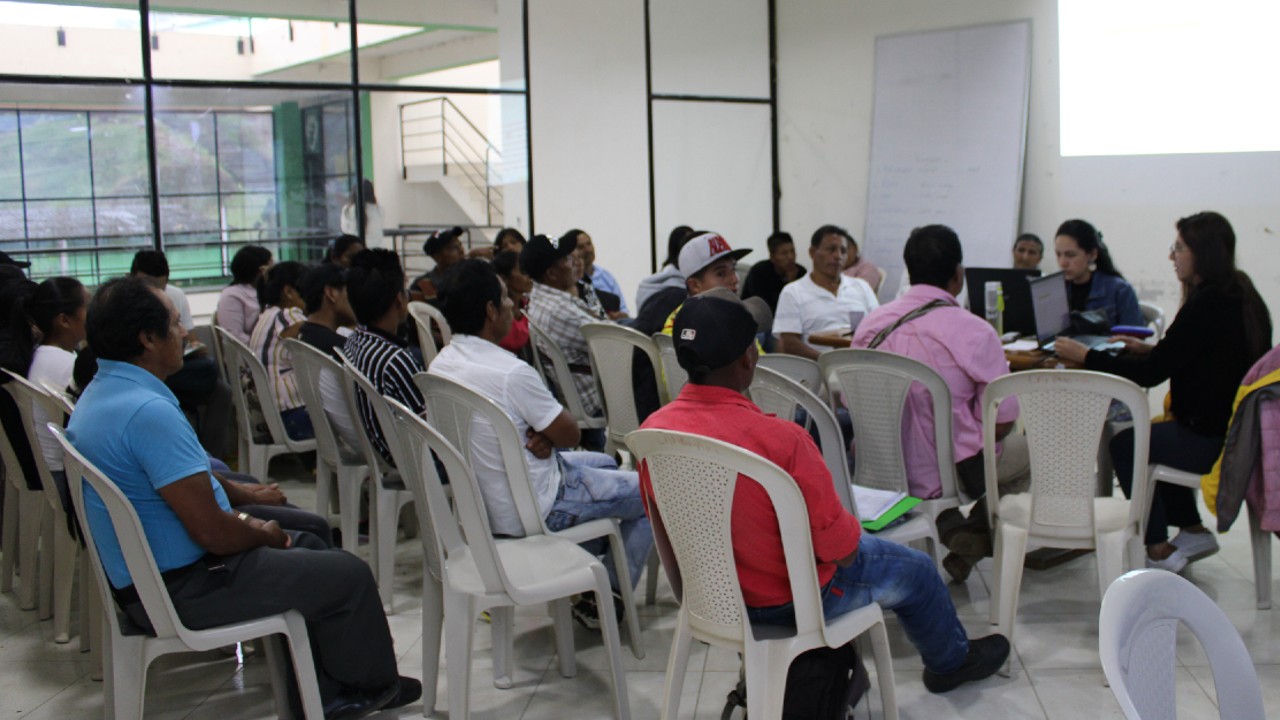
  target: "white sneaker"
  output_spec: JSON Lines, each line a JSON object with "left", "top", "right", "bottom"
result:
{"left": 1145, "top": 549, "right": 1189, "bottom": 574}
{"left": 1171, "top": 530, "right": 1219, "bottom": 561}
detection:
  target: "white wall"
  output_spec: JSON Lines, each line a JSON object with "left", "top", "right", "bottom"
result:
{"left": 525, "top": 0, "right": 651, "bottom": 309}
{"left": 776, "top": 0, "right": 1280, "bottom": 323}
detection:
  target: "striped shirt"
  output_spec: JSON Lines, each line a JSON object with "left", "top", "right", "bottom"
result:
{"left": 342, "top": 326, "right": 426, "bottom": 465}
{"left": 249, "top": 306, "right": 307, "bottom": 412}
{"left": 526, "top": 282, "right": 605, "bottom": 417}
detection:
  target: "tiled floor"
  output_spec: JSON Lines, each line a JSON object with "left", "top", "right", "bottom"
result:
{"left": 3, "top": 469, "right": 1278, "bottom": 719}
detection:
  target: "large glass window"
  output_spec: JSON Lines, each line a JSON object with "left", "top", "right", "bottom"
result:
{"left": 0, "top": 2, "right": 530, "bottom": 289}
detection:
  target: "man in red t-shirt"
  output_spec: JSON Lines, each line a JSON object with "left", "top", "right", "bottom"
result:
{"left": 639, "top": 293, "right": 1009, "bottom": 693}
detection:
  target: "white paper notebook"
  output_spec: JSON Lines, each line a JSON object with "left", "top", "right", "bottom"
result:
{"left": 853, "top": 485, "right": 908, "bottom": 523}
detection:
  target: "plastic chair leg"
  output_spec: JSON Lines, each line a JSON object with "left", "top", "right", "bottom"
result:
{"left": 110, "top": 632, "right": 147, "bottom": 720}
{"left": 490, "top": 606, "right": 514, "bottom": 688}
{"left": 314, "top": 461, "right": 333, "bottom": 518}
{"left": 1, "top": 479, "right": 16, "bottom": 592}
{"left": 603, "top": 531, "right": 644, "bottom": 660}
{"left": 444, "top": 593, "right": 476, "bottom": 720}
{"left": 1249, "top": 510, "right": 1272, "bottom": 610}
{"left": 51, "top": 525, "right": 77, "bottom": 643}
{"left": 16, "top": 489, "right": 41, "bottom": 610}
{"left": 645, "top": 550, "right": 660, "bottom": 606}
{"left": 551, "top": 599, "right": 576, "bottom": 679}
{"left": 744, "top": 645, "right": 785, "bottom": 720}
{"left": 868, "top": 620, "right": 900, "bottom": 720}
{"left": 374, "top": 486, "right": 400, "bottom": 614}
{"left": 37, "top": 504, "right": 53, "bottom": 620}
{"left": 281, "top": 611, "right": 326, "bottom": 720}
{"left": 1094, "top": 530, "right": 1128, "bottom": 604}
{"left": 337, "top": 468, "right": 364, "bottom": 554}
{"left": 991, "top": 524, "right": 1029, "bottom": 673}
{"left": 262, "top": 634, "right": 292, "bottom": 719}
{"left": 420, "top": 574, "right": 444, "bottom": 717}
{"left": 659, "top": 613, "right": 694, "bottom": 720}
{"left": 591, "top": 566, "right": 631, "bottom": 720}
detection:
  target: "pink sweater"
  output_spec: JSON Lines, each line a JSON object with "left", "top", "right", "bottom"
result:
{"left": 1243, "top": 345, "right": 1280, "bottom": 531}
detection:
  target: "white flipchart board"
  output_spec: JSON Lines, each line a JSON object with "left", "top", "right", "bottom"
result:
{"left": 863, "top": 21, "right": 1031, "bottom": 298}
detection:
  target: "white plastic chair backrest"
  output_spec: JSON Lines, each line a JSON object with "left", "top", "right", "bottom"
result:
{"left": 284, "top": 339, "right": 360, "bottom": 465}
{"left": 651, "top": 332, "right": 687, "bottom": 401}
{"left": 407, "top": 301, "right": 452, "bottom": 366}
{"left": 336, "top": 350, "right": 395, "bottom": 477}
{"left": 415, "top": 373, "right": 547, "bottom": 538}
{"left": 1100, "top": 569, "right": 1265, "bottom": 720}
{"left": 1139, "top": 302, "right": 1166, "bottom": 342}
{"left": 748, "top": 366, "right": 857, "bottom": 516}
{"left": 526, "top": 319, "right": 597, "bottom": 426}
{"left": 51, "top": 425, "right": 184, "bottom": 641}
{"left": 580, "top": 321, "right": 667, "bottom": 442}
{"left": 4, "top": 370, "right": 68, "bottom": 512}
{"left": 37, "top": 380, "right": 76, "bottom": 415}
{"left": 626, "top": 429, "right": 828, "bottom": 647}
{"left": 820, "top": 348, "right": 959, "bottom": 498}
{"left": 981, "top": 370, "right": 1150, "bottom": 536}
{"left": 207, "top": 313, "right": 230, "bottom": 383}
{"left": 383, "top": 399, "right": 466, "bottom": 581}
{"left": 756, "top": 354, "right": 823, "bottom": 395}
{"left": 214, "top": 326, "right": 290, "bottom": 445}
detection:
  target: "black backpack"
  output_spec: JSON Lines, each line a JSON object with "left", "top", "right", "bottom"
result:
{"left": 721, "top": 642, "right": 871, "bottom": 720}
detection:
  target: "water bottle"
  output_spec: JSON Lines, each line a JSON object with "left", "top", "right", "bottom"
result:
{"left": 984, "top": 281, "right": 1004, "bottom": 336}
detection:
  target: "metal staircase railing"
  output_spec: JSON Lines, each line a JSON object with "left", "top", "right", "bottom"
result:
{"left": 399, "top": 97, "right": 504, "bottom": 226}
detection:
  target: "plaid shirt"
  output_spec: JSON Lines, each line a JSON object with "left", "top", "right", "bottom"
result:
{"left": 343, "top": 326, "right": 425, "bottom": 466}
{"left": 526, "top": 282, "right": 606, "bottom": 417}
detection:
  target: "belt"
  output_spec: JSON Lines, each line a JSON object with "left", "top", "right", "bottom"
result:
{"left": 110, "top": 554, "right": 225, "bottom": 608}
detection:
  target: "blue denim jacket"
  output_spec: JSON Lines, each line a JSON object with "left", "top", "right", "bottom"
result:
{"left": 1086, "top": 271, "right": 1143, "bottom": 327}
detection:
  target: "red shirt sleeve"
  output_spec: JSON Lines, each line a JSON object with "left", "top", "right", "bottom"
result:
{"left": 781, "top": 427, "right": 860, "bottom": 564}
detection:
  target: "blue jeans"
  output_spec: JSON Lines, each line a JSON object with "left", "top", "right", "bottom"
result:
{"left": 281, "top": 407, "right": 315, "bottom": 441}
{"left": 544, "top": 451, "right": 654, "bottom": 593}
{"left": 746, "top": 535, "right": 969, "bottom": 675}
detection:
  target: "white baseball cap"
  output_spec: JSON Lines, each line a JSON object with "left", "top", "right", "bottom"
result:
{"left": 677, "top": 232, "right": 752, "bottom": 279}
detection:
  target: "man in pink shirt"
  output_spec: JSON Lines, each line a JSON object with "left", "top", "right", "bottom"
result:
{"left": 851, "top": 225, "right": 1030, "bottom": 581}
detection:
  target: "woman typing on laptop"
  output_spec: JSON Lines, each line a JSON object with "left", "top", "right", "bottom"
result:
{"left": 1056, "top": 212, "right": 1273, "bottom": 572}
{"left": 1054, "top": 219, "right": 1143, "bottom": 327}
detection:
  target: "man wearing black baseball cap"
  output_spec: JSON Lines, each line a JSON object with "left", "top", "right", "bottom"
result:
{"left": 640, "top": 293, "right": 1011, "bottom": 695}
{"left": 0, "top": 251, "right": 31, "bottom": 270}
{"left": 522, "top": 233, "right": 610, "bottom": 441}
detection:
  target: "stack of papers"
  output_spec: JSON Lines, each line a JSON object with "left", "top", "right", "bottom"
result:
{"left": 1002, "top": 339, "right": 1040, "bottom": 352}
{"left": 852, "top": 485, "right": 923, "bottom": 531}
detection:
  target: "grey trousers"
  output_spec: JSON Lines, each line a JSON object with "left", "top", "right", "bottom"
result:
{"left": 122, "top": 532, "right": 399, "bottom": 703}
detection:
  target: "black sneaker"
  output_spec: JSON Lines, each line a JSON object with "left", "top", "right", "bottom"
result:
{"left": 383, "top": 675, "right": 424, "bottom": 710}
{"left": 922, "top": 634, "right": 1010, "bottom": 694}
{"left": 571, "top": 593, "right": 626, "bottom": 631}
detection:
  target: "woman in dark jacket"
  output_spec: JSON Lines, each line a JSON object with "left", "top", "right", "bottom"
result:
{"left": 1057, "top": 211, "right": 1272, "bottom": 572}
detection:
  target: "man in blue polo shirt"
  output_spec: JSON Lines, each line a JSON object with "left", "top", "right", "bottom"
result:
{"left": 68, "top": 276, "right": 419, "bottom": 720}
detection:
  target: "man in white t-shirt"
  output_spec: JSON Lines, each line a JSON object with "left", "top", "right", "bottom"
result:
{"left": 428, "top": 260, "right": 653, "bottom": 629}
{"left": 774, "top": 224, "right": 880, "bottom": 359}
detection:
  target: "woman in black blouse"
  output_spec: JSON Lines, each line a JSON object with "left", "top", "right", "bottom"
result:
{"left": 1057, "top": 211, "right": 1272, "bottom": 572}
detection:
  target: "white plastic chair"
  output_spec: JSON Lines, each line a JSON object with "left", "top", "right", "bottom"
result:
{"left": 407, "top": 301, "right": 452, "bottom": 366}
{"left": 205, "top": 313, "right": 230, "bottom": 384}
{"left": 1146, "top": 463, "right": 1273, "bottom": 610}
{"left": 1138, "top": 302, "right": 1166, "bottom": 341}
{"left": 214, "top": 327, "right": 317, "bottom": 479}
{"left": 749, "top": 365, "right": 942, "bottom": 569}
{"left": 1100, "top": 568, "right": 1265, "bottom": 720}
{"left": 626, "top": 429, "right": 897, "bottom": 720}
{"left": 581, "top": 322, "right": 668, "bottom": 452}
{"left": 819, "top": 349, "right": 964, "bottom": 526}
{"left": 4, "top": 371, "right": 83, "bottom": 643}
{"left": 526, "top": 319, "right": 607, "bottom": 434}
{"left": 415, "top": 373, "right": 645, "bottom": 662}
{"left": 284, "top": 339, "right": 370, "bottom": 554}
{"left": 337, "top": 353, "right": 415, "bottom": 613}
{"left": 757, "top": 353, "right": 824, "bottom": 396}
{"left": 51, "top": 426, "right": 325, "bottom": 720}
{"left": 981, "top": 370, "right": 1151, "bottom": 658}
{"left": 650, "top": 332, "right": 687, "bottom": 402}
{"left": 0, "top": 390, "right": 43, "bottom": 612}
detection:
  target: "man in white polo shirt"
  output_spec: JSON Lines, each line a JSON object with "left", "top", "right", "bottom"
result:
{"left": 429, "top": 259, "right": 653, "bottom": 629}
{"left": 774, "top": 224, "right": 880, "bottom": 359}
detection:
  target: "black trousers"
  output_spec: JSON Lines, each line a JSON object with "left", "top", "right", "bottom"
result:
{"left": 1112, "top": 422, "right": 1225, "bottom": 546}
{"left": 123, "top": 532, "right": 399, "bottom": 703}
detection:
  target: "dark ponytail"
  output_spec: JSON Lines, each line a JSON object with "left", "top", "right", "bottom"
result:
{"left": 9, "top": 276, "right": 86, "bottom": 375}
{"left": 1056, "top": 219, "right": 1123, "bottom": 280}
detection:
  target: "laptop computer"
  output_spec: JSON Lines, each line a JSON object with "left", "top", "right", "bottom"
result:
{"left": 965, "top": 267, "right": 1040, "bottom": 337}
{"left": 1028, "top": 272, "right": 1115, "bottom": 352}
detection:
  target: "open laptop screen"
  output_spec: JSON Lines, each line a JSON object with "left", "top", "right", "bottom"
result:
{"left": 964, "top": 267, "right": 1041, "bottom": 336}
{"left": 1029, "top": 272, "right": 1071, "bottom": 345}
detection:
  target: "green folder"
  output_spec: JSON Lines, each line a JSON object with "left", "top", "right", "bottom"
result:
{"left": 862, "top": 496, "right": 923, "bottom": 532}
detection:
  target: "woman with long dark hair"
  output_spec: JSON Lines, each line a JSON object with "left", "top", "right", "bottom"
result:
{"left": 1054, "top": 219, "right": 1142, "bottom": 327}
{"left": 326, "top": 234, "right": 365, "bottom": 268}
{"left": 248, "top": 262, "right": 312, "bottom": 440}
{"left": 15, "top": 276, "right": 89, "bottom": 478}
{"left": 1057, "top": 211, "right": 1273, "bottom": 571}
{"left": 340, "top": 179, "right": 385, "bottom": 250}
